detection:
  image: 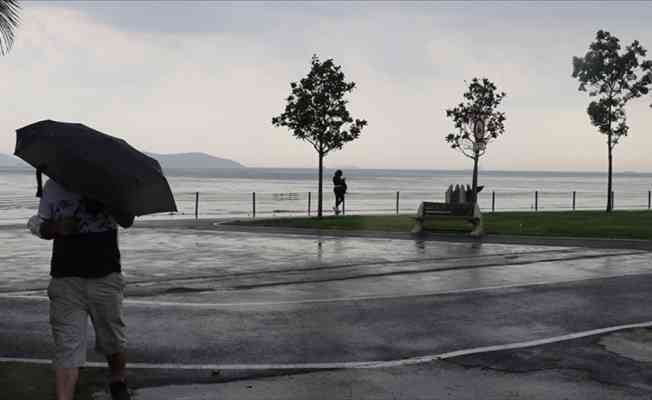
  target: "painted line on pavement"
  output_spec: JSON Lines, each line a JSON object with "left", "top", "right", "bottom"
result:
{"left": 2, "top": 321, "right": 652, "bottom": 370}
{"left": 2, "top": 271, "right": 652, "bottom": 307}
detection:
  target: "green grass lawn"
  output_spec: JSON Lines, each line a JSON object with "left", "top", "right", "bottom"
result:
{"left": 229, "top": 210, "right": 652, "bottom": 240}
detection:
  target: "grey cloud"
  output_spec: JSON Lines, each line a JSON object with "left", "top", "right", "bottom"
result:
{"left": 33, "top": 1, "right": 652, "bottom": 34}
{"left": 34, "top": 1, "right": 373, "bottom": 34}
{"left": 6, "top": 0, "right": 652, "bottom": 170}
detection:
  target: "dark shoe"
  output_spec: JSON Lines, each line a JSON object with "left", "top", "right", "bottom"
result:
{"left": 110, "top": 381, "right": 131, "bottom": 400}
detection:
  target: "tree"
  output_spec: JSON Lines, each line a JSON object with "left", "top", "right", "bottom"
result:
{"left": 0, "top": 0, "right": 20, "bottom": 55}
{"left": 445, "top": 78, "right": 506, "bottom": 204}
{"left": 572, "top": 30, "right": 652, "bottom": 212}
{"left": 272, "top": 55, "right": 367, "bottom": 218}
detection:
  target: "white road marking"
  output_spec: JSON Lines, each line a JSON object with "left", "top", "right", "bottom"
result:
{"left": 2, "top": 321, "right": 652, "bottom": 370}
{"left": 2, "top": 271, "right": 651, "bottom": 307}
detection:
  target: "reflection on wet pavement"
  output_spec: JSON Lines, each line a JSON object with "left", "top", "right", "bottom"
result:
{"left": 0, "top": 227, "right": 559, "bottom": 289}
{"left": 5, "top": 225, "right": 652, "bottom": 374}
{"left": 4, "top": 227, "right": 651, "bottom": 305}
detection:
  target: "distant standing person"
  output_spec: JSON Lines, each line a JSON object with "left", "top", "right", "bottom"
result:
{"left": 27, "top": 177, "right": 134, "bottom": 400}
{"left": 333, "top": 169, "right": 347, "bottom": 215}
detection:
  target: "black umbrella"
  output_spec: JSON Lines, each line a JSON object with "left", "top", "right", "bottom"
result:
{"left": 14, "top": 120, "right": 177, "bottom": 216}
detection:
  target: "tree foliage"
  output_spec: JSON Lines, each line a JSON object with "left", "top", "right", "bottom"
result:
{"left": 272, "top": 55, "right": 367, "bottom": 156}
{"left": 0, "top": 0, "right": 20, "bottom": 55}
{"left": 445, "top": 77, "right": 506, "bottom": 205}
{"left": 445, "top": 78, "right": 506, "bottom": 159}
{"left": 572, "top": 30, "right": 652, "bottom": 212}
{"left": 572, "top": 30, "right": 652, "bottom": 147}
{"left": 272, "top": 55, "right": 367, "bottom": 217}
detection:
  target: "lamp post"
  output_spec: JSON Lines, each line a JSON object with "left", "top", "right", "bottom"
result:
{"left": 471, "top": 117, "right": 486, "bottom": 203}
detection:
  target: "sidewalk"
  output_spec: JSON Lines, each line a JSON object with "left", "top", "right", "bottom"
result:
{"left": 127, "top": 222, "right": 652, "bottom": 399}
{"left": 118, "top": 328, "right": 652, "bottom": 399}
{"left": 4, "top": 219, "right": 652, "bottom": 399}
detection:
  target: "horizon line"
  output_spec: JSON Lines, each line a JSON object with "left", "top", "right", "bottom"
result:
{"left": 2, "top": 164, "right": 651, "bottom": 176}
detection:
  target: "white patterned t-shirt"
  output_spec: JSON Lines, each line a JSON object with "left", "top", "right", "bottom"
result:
{"left": 37, "top": 179, "right": 117, "bottom": 233}
{"left": 29, "top": 179, "right": 123, "bottom": 278}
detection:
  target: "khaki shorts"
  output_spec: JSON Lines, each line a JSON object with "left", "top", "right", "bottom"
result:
{"left": 47, "top": 273, "right": 127, "bottom": 368}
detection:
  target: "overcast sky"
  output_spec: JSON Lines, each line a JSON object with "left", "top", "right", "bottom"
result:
{"left": 2, "top": 1, "right": 651, "bottom": 171}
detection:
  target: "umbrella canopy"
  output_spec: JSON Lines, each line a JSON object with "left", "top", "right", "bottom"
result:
{"left": 15, "top": 120, "right": 177, "bottom": 216}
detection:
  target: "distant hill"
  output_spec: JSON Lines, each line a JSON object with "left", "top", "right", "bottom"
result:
{"left": 0, "top": 152, "right": 244, "bottom": 169}
{"left": 146, "top": 152, "right": 245, "bottom": 169}
{"left": 0, "top": 153, "right": 26, "bottom": 167}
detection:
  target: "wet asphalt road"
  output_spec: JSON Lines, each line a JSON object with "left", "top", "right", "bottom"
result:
{"left": 3, "top": 273, "right": 652, "bottom": 367}
{"left": 2, "top": 223, "right": 652, "bottom": 370}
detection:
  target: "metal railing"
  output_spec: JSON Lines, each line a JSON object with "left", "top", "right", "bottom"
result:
{"left": 2, "top": 190, "right": 651, "bottom": 224}
{"left": 163, "top": 189, "right": 652, "bottom": 219}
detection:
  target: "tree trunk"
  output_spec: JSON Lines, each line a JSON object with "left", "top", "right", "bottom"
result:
{"left": 317, "top": 151, "right": 323, "bottom": 218}
{"left": 472, "top": 152, "right": 479, "bottom": 204}
{"left": 607, "top": 133, "right": 613, "bottom": 212}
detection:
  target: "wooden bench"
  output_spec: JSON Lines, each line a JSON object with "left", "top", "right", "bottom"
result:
{"left": 411, "top": 201, "right": 484, "bottom": 236}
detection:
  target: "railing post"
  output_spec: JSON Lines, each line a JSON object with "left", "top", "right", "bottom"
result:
{"left": 195, "top": 192, "right": 199, "bottom": 219}
{"left": 491, "top": 191, "right": 495, "bottom": 213}
{"left": 535, "top": 191, "right": 538, "bottom": 211}
{"left": 648, "top": 191, "right": 651, "bottom": 210}
{"left": 611, "top": 191, "right": 615, "bottom": 210}
{"left": 252, "top": 192, "right": 256, "bottom": 218}
{"left": 396, "top": 191, "right": 400, "bottom": 215}
{"left": 572, "top": 191, "right": 576, "bottom": 211}
{"left": 308, "top": 192, "right": 311, "bottom": 216}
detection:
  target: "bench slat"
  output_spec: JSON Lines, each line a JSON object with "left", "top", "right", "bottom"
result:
{"left": 413, "top": 199, "right": 484, "bottom": 236}
{"left": 420, "top": 202, "right": 474, "bottom": 217}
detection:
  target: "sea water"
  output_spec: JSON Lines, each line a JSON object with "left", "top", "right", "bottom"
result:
{"left": 1, "top": 167, "right": 651, "bottom": 224}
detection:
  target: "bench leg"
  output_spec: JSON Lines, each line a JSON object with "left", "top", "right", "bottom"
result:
{"left": 469, "top": 203, "right": 484, "bottom": 237}
{"left": 469, "top": 218, "right": 484, "bottom": 237}
{"left": 411, "top": 219, "right": 424, "bottom": 234}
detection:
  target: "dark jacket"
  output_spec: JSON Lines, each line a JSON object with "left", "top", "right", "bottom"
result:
{"left": 333, "top": 176, "right": 347, "bottom": 194}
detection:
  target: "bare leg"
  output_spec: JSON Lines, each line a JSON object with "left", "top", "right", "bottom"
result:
{"left": 335, "top": 193, "right": 344, "bottom": 214}
{"left": 55, "top": 367, "right": 79, "bottom": 400}
{"left": 107, "top": 352, "right": 131, "bottom": 399}
{"left": 107, "top": 352, "right": 127, "bottom": 382}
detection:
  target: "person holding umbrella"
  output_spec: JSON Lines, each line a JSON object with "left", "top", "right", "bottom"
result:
{"left": 16, "top": 120, "right": 177, "bottom": 400}
{"left": 28, "top": 177, "right": 135, "bottom": 400}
